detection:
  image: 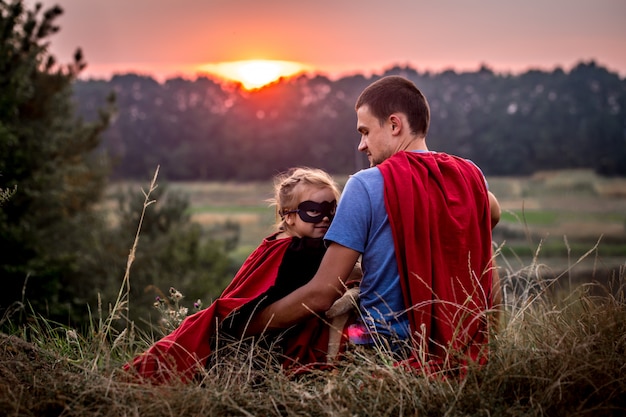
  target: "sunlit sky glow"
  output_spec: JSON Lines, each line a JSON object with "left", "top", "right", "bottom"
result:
{"left": 27, "top": 0, "right": 626, "bottom": 82}
{"left": 197, "top": 60, "right": 311, "bottom": 89}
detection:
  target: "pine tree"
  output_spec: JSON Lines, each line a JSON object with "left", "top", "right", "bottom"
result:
{"left": 0, "top": 0, "right": 113, "bottom": 322}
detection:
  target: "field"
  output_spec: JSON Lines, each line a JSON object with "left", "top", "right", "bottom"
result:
{"left": 487, "top": 170, "right": 626, "bottom": 288}
{"left": 174, "top": 169, "right": 626, "bottom": 285}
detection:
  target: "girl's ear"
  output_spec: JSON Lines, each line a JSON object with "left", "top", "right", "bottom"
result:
{"left": 284, "top": 213, "right": 296, "bottom": 227}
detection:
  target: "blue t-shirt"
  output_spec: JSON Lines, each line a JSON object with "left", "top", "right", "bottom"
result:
{"left": 325, "top": 167, "right": 410, "bottom": 340}
{"left": 325, "top": 151, "right": 488, "bottom": 342}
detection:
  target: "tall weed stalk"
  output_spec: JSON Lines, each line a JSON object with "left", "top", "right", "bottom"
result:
{"left": 91, "top": 166, "right": 160, "bottom": 371}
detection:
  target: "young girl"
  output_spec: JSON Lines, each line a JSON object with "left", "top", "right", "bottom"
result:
{"left": 124, "top": 167, "right": 341, "bottom": 383}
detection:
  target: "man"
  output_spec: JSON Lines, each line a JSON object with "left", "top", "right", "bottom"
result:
{"left": 247, "top": 75, "right": 501, "bottom": 371}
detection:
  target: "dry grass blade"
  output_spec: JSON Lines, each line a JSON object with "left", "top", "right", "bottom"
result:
{"left": 91, "top": 166, "right": 160, "bottom": 371}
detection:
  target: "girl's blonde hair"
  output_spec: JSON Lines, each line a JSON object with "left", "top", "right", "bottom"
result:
{"left": 269, "top": 167, "right": 340, "bottom": 232}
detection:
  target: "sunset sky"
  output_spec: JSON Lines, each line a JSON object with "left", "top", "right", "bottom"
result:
{"left": 27, "top": 0, "right": 626, "bottom": 83}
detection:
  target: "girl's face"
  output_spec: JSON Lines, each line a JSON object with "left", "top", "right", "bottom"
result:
{"left": 285, "top": 185, "right": 337, "bottom": 239}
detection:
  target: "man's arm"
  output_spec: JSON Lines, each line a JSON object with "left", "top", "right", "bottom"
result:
{"left": 488, "top": 190, "right": 502, "bottom": 329}
{"left": 488, "top": 191, "right": 501, "bottom": 229}
{"left": 244, "top": 243, "right": 360, "bottom": 336}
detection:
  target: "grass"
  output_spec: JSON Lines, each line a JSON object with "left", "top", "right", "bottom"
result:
{"left": 501, "top": 209, "right": 626, "bottom": 226}
{"left": 2, "top": 260, "right": 624, "bottom": 416}
{"left": 500, "top": 239, "right": 626, "bottom": 258}
{"left": 1, "top": 170, "right": 625, "bottom": 415}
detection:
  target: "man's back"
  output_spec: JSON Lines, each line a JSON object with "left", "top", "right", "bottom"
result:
{"left": 378, "top": 150, "right": 493, "bottom": 366}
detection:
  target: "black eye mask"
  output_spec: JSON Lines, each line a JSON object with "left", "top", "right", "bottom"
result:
{"left": 284, "top": 200, "right": 337, "bottom": 223}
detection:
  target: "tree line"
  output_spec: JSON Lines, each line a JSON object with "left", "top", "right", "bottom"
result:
{"left": 74, "top": 61, "right": 626, "bottom": 182}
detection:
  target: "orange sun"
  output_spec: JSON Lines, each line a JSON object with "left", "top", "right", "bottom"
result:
{"left": 197, "top": 60, "right": 309, "bottom": 90}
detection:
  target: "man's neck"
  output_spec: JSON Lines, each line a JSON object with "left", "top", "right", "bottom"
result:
{"left": 399, "top": 136, "right": 428, "bottom": 153}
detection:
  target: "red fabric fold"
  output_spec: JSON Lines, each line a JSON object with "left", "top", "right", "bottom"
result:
{"left": 123, "top": 235, "right": 331, "bottom": 383}
{"left": 378, "top": 151, "right": 493, "bottom": 372}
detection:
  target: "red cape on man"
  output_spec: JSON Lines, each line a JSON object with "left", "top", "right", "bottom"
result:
{"left": 378, "top": 151, "right": 494, "bottom": 372}
{"left": 123, "top": 235, "right": 331, "bottom": 383}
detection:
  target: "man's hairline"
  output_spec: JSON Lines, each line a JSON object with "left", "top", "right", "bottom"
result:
{"left": 357, "top": 103, "right": 399, "bottom": 128}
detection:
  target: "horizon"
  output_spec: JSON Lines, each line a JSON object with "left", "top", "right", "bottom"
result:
{"left": 73, "top": 58, "right": 619, "bottom": 86}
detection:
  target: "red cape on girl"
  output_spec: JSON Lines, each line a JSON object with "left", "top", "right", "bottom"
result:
{"left": 378, "top": 151, "right": 494, "bottom": 372}
{"left": 123, "top": 235, "right": 331, "bottom": 383}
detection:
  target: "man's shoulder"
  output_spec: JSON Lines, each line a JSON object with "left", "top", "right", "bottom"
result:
{"left": 405, "top": 151, "right": 483, "bottom": 174}
{"left": 344, "top": 167, "right": 384, "bottom": 196}
{"left": 334, "top": 168, "right": 384, "bottom": 215}
{"left": 350, "top": 166, "right": 382, "bottom": 182}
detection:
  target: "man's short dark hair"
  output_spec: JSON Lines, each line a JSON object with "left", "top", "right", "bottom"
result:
{"left": 355, "top": 76, "right": 430, "bottom": 137}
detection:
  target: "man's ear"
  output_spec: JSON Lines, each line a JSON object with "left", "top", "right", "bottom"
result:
{"left": 389, "top": 114, "right": 402, "bottom": 135}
